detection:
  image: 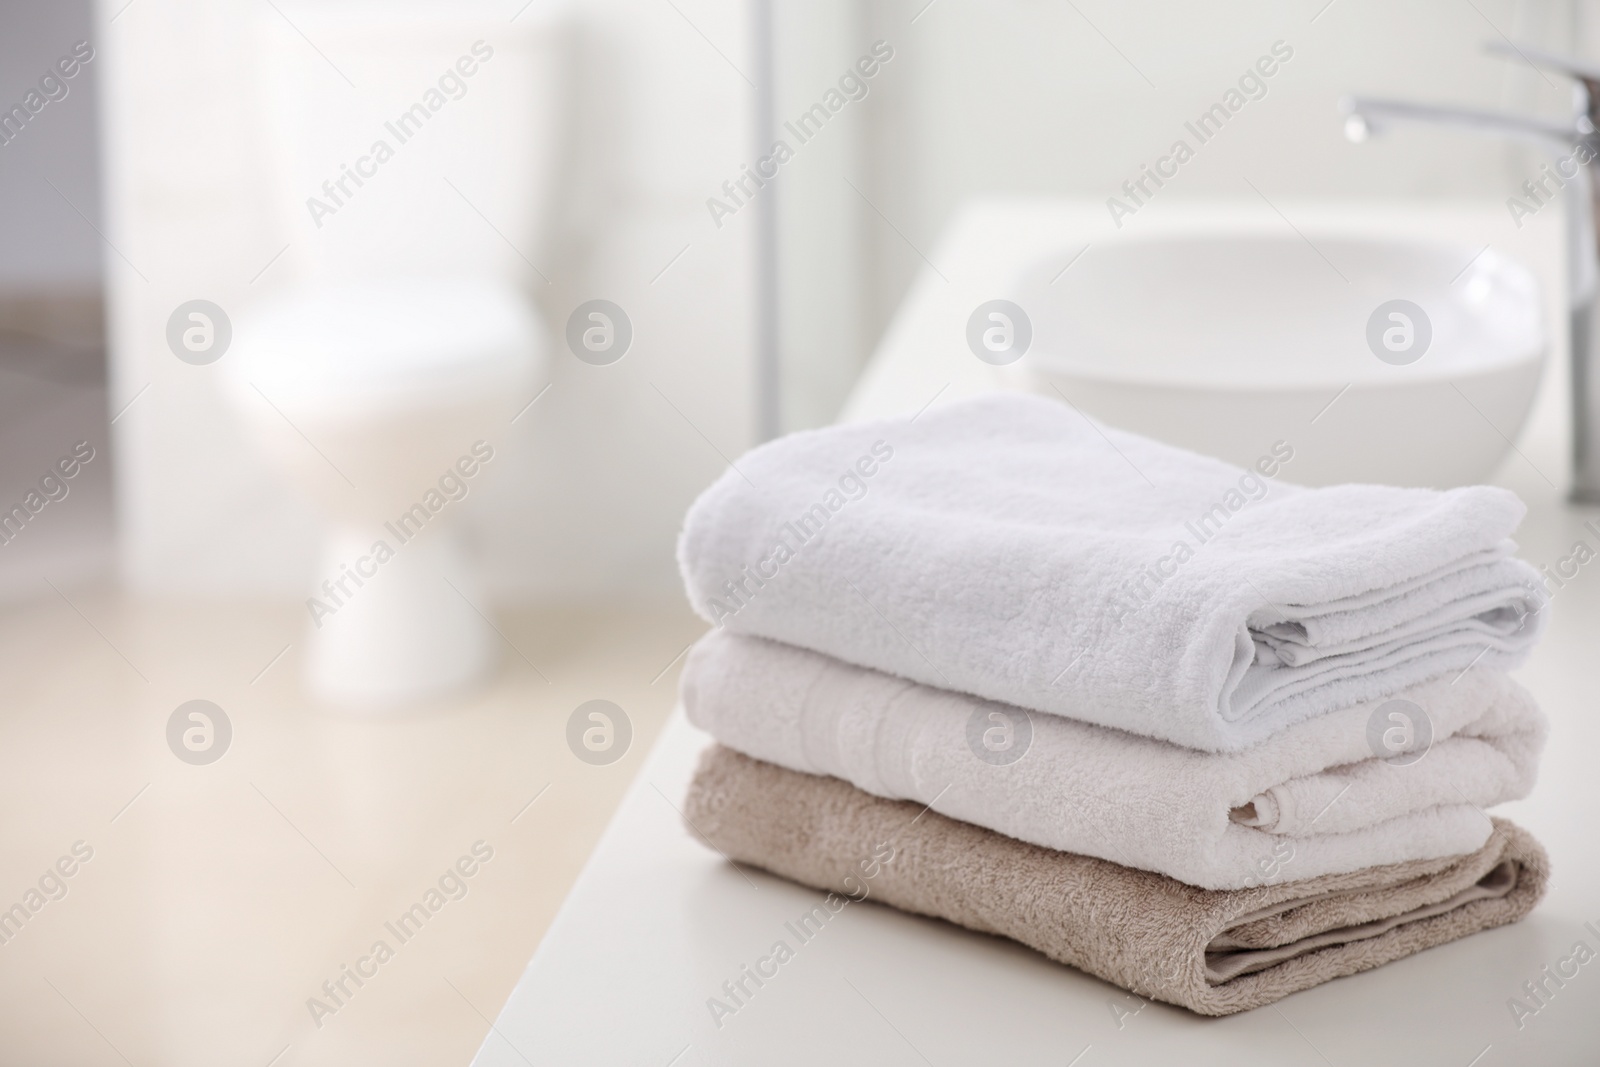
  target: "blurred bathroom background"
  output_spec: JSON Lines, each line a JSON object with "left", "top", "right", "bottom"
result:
{"left": 0, "top": 0, "right": 1591, "bottom": 1062}
{"left": 3, "top": 0, "right": 1584, "bottom": 605}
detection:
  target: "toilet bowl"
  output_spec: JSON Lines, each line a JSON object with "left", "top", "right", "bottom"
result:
{"left": 229, "top": 2, "right": 567, "bottom": 707}
{"left": 226, "top": 278, "right": 540, "bottom": 705}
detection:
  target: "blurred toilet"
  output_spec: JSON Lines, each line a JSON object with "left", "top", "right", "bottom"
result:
{"left": 225, "top": 2, "right": 568, "bottom": 707}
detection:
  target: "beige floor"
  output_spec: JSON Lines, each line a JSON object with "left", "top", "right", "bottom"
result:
{"left": 0, "top": 592, "right": 705, "bottom": 1066}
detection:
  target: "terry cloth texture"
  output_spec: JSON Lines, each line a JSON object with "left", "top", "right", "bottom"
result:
{"left": 682, "top": 632, "right": 1546, "bottom": 889}
{"left": 677, "top": 392, "right": 1546, "bottom": 751}
{"left": 684, "top": 745, "right": 1550, "bottom": 1016}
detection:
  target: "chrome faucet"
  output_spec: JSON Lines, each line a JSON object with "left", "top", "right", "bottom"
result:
{"left": 1343, "top": 42, "right": 1600, "bottom": 503}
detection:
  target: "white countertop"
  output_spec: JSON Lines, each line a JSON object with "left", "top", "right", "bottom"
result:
{"left": 475, "top": 200, "right": 1600, "bottom": 1065}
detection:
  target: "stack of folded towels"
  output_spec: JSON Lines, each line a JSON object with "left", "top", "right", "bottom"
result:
{"left": 674, "top": 392, "right": 1551, "bottom": 1016}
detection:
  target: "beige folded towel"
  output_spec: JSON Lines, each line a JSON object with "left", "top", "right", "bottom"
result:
{"left": 685, "top": 745, "right": 1550, "bottom": 1016}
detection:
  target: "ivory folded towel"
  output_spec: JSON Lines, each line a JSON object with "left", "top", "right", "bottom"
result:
{"left": 683, "top": 631, "right": 1545, "bottom": 889}
{"left": 685, "top": 745, "right": 1550, "bottom": 1016}
{"left": 677, "top": 392, "right": 1546, "bottom": 751}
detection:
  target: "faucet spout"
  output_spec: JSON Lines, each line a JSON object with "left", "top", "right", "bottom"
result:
{"left": 1345, "top": 43, "right": 1600, "bottom": 504}
{"left": 1339, "top": 95, "right": 1586, "bottom": 149}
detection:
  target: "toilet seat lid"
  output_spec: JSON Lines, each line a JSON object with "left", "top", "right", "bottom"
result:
{"left": 230, "top": 278, "right": 541, "bottom": 407}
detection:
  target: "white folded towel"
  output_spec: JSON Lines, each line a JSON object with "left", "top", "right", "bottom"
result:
{"left": 683, "top": 631, "right": 1547, "bottom": 890}
{"left": 677, "top": 392, "right": 1545, "bottom": 751}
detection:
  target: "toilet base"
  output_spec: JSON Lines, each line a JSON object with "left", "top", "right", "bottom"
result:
{"left": 304, "top": 522, "right": 496, "bottom": 708}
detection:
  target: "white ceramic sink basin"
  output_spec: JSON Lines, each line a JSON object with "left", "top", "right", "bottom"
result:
{"left": 1003, "top": 234, "right": 1546, "bottom": 487}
